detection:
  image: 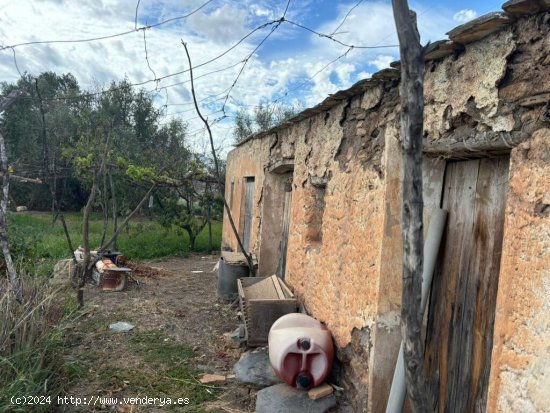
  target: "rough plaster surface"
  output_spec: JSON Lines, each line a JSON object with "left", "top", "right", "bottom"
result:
{"left": 487, "top": 129, "right": 550, "bottom": 413}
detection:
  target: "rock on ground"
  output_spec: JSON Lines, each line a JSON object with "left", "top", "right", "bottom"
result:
{"left": 50, "top": 259, "right": 75, "bottom": 285}
{"left": 234, "top": 347, "right": 281, "bottom": 387}
{"left": 255, "top": 383, "right": 336, "bottom": 413}
{"left": 109, "top": 322, "right": 135, "bottom": 332}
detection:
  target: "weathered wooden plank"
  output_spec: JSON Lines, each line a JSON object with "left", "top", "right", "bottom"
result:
{"left": 470, "top": 156, "right": 509, "bottom": 412}
{"left": 243, "top": 277, "right": 279, "bottom": 300}
{"left": 425, "top": 156, "right": 510, "bottom": 412}
{"left": 425, "top": 159, "right": 480, "bottom": 412}
{"left": 277, "top": 187, "right": 292, "bottom": 278}
{"left": 423, "top": 132, "right": 526, "bottom": 157}
{"left": 246, "top": 299, "right": 298, "bottom": 346}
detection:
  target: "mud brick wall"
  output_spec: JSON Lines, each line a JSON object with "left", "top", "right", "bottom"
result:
{"left": 222, "top": 9, "right": 550, "bottom": 412}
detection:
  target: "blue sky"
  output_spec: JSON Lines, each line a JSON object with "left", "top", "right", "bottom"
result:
{"left": 0, "top": 0, "right": 506, "bottom": 151}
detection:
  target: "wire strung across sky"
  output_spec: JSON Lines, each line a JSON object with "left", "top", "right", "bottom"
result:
{"left": 219, "top": 0, "right": 292, "bottom": 115}
{"left": 0, "top": 0, "right": 216, "bottom": 51}
{"left": 1, "top": 0, "right": 402, "bottom": 138}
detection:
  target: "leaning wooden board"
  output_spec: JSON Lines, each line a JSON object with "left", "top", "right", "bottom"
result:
{"left": 238, "top": 276, "right": 298, "bottom": 346}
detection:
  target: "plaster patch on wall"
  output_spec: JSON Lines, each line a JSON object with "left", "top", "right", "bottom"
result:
{"left": 424, "top": 29, "right": 516, "bottom": 139}
{"left": 376, "top": 311, "right": 400, "bottom": 331}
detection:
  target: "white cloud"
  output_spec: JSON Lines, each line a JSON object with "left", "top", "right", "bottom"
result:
{"left": 0, "top": 0, "right": 471, "bottom": 154}
{"left": 188, "top": 4, "right": 249, "bottom": 44}
{"left": 453, "top": 9, "right": 477, "bottom": 23}
{"left": 356, "top": 71, "right": 372, "bottom": 81}
{"left": 251, "top": 5, "right": 272, "bottom": 18}
{"left": 369, "top": 55, "right": 394, "bottom": 71}
{"left": 335, "top": 63, "right": 356, "bottom": 85}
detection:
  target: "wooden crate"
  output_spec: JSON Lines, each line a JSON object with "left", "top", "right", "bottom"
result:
{"left": 238, "top": 275, "right": 297, "bottom": 347}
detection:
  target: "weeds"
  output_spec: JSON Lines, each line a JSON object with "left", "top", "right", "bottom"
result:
{"left": 0, "top": 275, "right": 78, "bottom": 412}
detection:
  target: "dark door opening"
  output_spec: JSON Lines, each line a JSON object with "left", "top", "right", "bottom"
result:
{"left": 276, "top": 180, "right": 293, "bottom": 279}
{"left": 242, "top": 177, "right": 255, "bottom": 252}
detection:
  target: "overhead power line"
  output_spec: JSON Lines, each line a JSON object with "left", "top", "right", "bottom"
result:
{"left": 285, "top": 19, "right": 399, "bottom": 49}
{"left": 0, "top": 0, "right": 215, "bottom": 51}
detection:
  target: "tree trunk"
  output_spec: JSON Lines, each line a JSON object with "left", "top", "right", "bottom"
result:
{"left": 79, "top": 171, "right": 98, "bottom": 308}
{"left": 0, "top": 130, "right": 17, "bottom": 284}
{"left": 0, "top": 92, "right": 20, "bottom": 288}
{"left": 50, "top": 157, "right": 58, "bottom": 226}
{"left": 182, "top": 42, "right": 256, "bottom": 276}
{"left": 391, "top": 0, "right": 434, "bottom": 412}
{"left": 207, "top": 205, "right": 213, "bottom": 254}
{"left": 100, "top": 167, "right": 108, "bottom": 247}
{"left": 183, "top": 225, "right": 197, "bottom": 251}
{"left": 98, "top": 183, "right": 156, "bottom": 255}
{"left": 109, "top": 168, "right": 118, "bottom": 250}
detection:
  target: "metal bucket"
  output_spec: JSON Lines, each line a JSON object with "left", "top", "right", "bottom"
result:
{"left": 217, "top": 254, "right": 250, "bottom": 300}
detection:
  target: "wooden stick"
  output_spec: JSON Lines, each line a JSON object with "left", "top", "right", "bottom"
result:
{"left": 391, "top": 0, "right": 434, "bottom": 411}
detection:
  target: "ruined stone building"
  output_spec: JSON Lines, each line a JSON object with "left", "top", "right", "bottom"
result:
{"left": 222, "top": 2, "right": 550, "bottom": 412}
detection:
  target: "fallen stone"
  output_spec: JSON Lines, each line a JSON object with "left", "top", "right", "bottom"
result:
{"left": 109, "top": 322, "right": 135, "bottom": 332}
{"left": 308, "top": 383, "right": 334, "bottom": 400}
{"left": 199, "top": 374, "right": 226, "bottom": 384}
{"left": 256, "top": 384, "right": 336, "bottom": 413}
{"left": 234, "top": 347, "right": 281, "bottom": 387}
{"left": 15, "top": 206, "right": 27, "bottom": 212}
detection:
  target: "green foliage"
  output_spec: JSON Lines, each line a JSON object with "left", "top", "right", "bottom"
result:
{"left": 1, "top": 72, "right": 191, "bottom": 213}
{"left": 155, "top": 198, "right": 208, "bottom": 251}
{"left": 125, "top": 164, "right": 157, "bottom": 182}
{"left": 233, "top": 102, "right": 302, "bottom": 143}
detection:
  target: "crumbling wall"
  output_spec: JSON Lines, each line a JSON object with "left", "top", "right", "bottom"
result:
{"left": 223, "top": 10, "right": 550, "bottom": 413}
{"left": 285, "top": 83, "right": 398, "bottom": 346}
{"left": 487, "top": 129, "right": 550, "bottom": 413}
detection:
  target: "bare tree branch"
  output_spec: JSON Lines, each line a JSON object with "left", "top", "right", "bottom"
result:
{"left": 181, "top": 41, "right": 256, "bottom": 275}
{"left": 9, "top": 174, "right": 42, "bottom": 184}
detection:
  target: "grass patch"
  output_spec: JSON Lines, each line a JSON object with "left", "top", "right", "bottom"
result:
{"left": 130, "top": 330, "right": 195, "bottom": 366}
{"left": 126, "top": 331, "right": 218, "bottom": 409}
{"left": 7, "top": 212, "right": 222, "bottom": 277}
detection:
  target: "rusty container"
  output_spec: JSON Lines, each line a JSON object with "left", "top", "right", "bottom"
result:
{"left": 268, "top": 313, "right": 334, "bottom": 390}
{"left": 100, "top": 269, "right": 128, "bottom": 291}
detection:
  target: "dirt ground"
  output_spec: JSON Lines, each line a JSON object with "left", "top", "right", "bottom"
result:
{"left": 62, "top": 254, "right": 257, "bottom": 412}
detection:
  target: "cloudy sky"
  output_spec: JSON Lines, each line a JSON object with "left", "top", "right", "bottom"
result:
{"left": 0, "top": 0, "right": 504, "bottom": 152}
